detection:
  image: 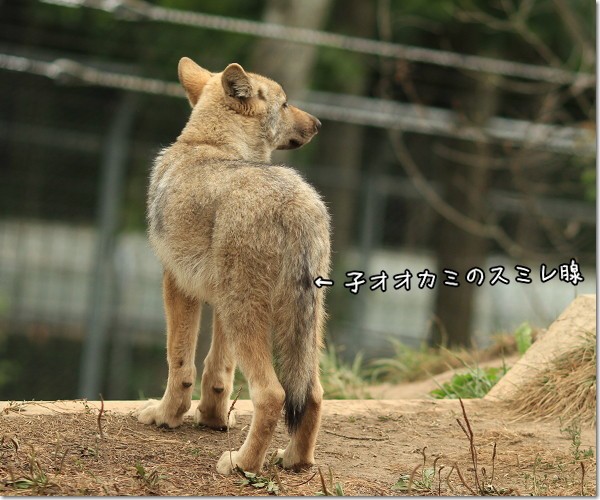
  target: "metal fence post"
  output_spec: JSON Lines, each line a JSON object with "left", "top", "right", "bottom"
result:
{"left": 346, "top": 172, "right": 384, "bottom": 357}
{"left": 78, "top": 92, "right": 137, "bottom": 399}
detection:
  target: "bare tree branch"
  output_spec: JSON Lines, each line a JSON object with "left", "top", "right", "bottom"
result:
{"left": 388, "top": 130, "right": 537, "bottom": 260}
{"left": 552, "top": 0, "right": 595, "bottom": 69}
{"left": 455, "top": 0, "right": 594, "bottom": 117}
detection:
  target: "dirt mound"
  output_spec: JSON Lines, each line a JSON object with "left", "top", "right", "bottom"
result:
{"left": 510, "top": 329, "right": 595, "bottom": 425}
{"left": 487, "top": 294, "right": 596, "bottom": 425}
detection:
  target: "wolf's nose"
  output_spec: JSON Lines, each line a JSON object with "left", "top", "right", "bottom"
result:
{"left": 315, "top": 118, "right": 322, "bottom": 131}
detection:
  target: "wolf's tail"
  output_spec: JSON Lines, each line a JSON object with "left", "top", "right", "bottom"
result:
{"left": 273, "top": 243, "right": 328, "bottom": 433}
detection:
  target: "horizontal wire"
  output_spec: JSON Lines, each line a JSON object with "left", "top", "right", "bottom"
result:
{"left": 0, "top": 52, "right": 594, "bottom": 156}
{"left": 38, "top": 0, "right": 595, "bottom": 87}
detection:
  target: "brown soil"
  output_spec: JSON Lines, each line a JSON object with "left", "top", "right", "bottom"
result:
{"left": 0, "top": 399, "right": 596, "bottom": 496}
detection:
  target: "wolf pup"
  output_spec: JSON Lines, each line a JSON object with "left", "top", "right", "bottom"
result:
{"left": 136, "top": 57, "right": 331, "bottom": 475}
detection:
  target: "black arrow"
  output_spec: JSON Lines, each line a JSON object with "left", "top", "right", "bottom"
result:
{"left": 314, "top": 277, "right": 334, "bottom": 288}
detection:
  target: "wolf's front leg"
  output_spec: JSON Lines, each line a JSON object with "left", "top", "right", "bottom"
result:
{"left": 195, "top": 310, "right": 237, "bottom": 430}
{"left": 136, "top": 271, "right": 201, "bottom": 428}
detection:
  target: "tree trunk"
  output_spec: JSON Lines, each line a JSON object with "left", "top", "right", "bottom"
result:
{"left": 250, "top": 0, "right": 333, "bottom": 96}
{"left": 250, "top": 0, "right": 333, "bottom": 165}
{"left": 315, "top": 0, "right": 376, "bottom": 255}
{"left": 430, "top": 74, "right": 499, "bottom": 348}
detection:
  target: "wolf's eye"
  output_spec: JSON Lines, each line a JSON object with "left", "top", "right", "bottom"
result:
{"left": 282, "top": 102, "right": 288, "bottom": 109}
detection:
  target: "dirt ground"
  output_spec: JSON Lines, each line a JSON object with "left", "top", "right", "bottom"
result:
{"left": 0, "top": 398, "right": 595, "bottom": 496}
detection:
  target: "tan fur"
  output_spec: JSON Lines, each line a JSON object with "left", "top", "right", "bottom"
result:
{"left": 136, "top": 57, "right": 331, "bottom": 475}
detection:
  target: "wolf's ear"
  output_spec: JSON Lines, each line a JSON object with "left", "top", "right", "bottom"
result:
{"left": 221, "top": 63, "right": 253, "bottom": 99}
{"left": 178, "top": 57, "right": 212, "bottom": 107}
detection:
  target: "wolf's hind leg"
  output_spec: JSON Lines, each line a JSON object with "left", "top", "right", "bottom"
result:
{"left": 136, "top": 271, "right": 200, "bottom": 428}
{"left": 275, "top": 280, "right": 326, "bottom": 471}
{"left": 277, "top": 376, "right": 323, "bottom": 470}
{"left": 215, "top": 306, "right": 284, "bottom": 475}
{"left": 195, "top": 309, "right": 237, "bottom": 430}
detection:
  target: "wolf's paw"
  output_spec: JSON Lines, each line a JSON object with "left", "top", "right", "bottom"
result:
{"left": 194, "top": 406, "right": 237, "bottom": 431}
{"left": 135, "top": 399, "right": 184, "bottom": 428}
{"left": 216, "top": 450, "right": 241, "bottom": 475}
{"left": 275, "top": 448, "right": 314, "bottom": 471}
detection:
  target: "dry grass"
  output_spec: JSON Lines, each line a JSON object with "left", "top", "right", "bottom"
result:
{"left": 392, "top": 398, "right": 595, "bottom": 496}
{"left": 509, "top": 330, "right": 596, "bottom": 426}
{"left": 367, "top": 330, "right": 532, "bottom": 384}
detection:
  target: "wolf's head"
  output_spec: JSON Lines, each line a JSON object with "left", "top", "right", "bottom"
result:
{"left": 177, "top": 57, "right": 321, "bottom": 159}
